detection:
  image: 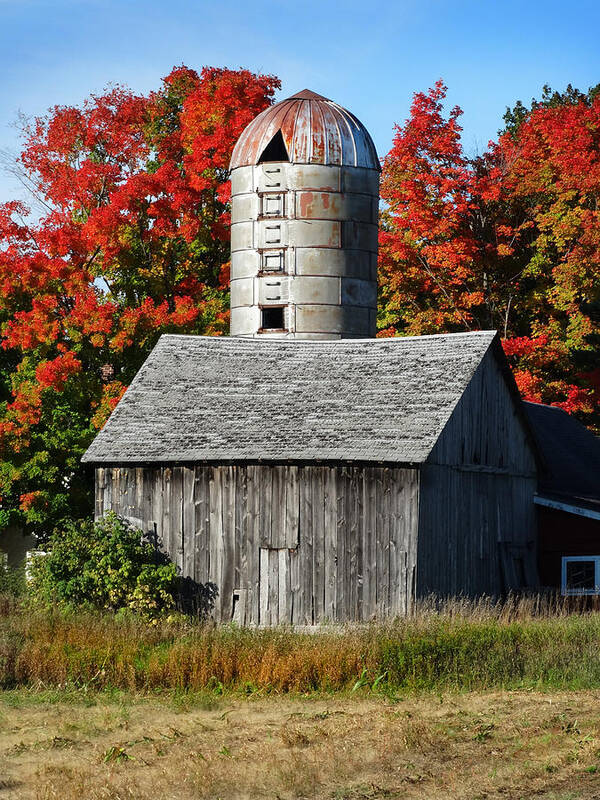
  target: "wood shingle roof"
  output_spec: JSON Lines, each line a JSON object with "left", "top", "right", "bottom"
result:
{"left": 82, "top": 331, "right": 498, "bottom": 465}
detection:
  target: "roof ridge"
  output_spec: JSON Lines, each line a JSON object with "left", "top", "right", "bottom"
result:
{"left": 159, "top": 330, "right": 498, "bottom": 344}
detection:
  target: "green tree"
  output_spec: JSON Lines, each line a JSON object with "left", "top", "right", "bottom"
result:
{"left": 0, "top": 66, "right": 280, "bottom": 539}
{"left": 379, "top": 82, "right": 600, "bottom": 429}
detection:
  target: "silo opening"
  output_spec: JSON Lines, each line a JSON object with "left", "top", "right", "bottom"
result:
{"left": 261, "top": 306, "right": 285, "bottom": 330}
{"left": 258, "top": 130, "right": 289, "bottom": 163}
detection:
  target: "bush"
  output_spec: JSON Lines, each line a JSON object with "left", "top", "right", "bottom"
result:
{"left": 29, "top": 513, "right": 177, "bottom": 618}
{"left": 0, "top": 564, "right": 26, "bottom": 598}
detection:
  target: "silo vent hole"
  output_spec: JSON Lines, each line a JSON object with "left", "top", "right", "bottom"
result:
{"left": 258, "top": 130, "right": 289, "bottom": 163}
{"left": 261, "top": 307, "right": 285, "bottom": 330}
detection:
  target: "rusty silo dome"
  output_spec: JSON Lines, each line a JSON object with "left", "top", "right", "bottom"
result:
{"left": 229, "top": 89, "right": 379, "bottom": 340}
{"left": 230, "top": 89, "right": 380, "bottom": 171}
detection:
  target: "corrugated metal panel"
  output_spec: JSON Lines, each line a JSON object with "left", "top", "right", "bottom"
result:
{"left": 230, "top": 90, "right": 379, "bottom": 171}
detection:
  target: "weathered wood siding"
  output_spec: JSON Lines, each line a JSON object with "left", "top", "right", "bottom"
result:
{"left": 95, "top": 464, "right": 419, "bottom": 624}
{"left": 417, "top": 349, "right": 538, "bottom": 597}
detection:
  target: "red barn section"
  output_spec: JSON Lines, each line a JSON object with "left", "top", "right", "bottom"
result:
{"left": 524, "top": 402, "right": 600, "bottom": 593}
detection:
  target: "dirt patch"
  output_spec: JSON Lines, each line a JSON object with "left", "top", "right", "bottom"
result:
{"left": 1, "top": 690, "right": 600, "bottom": 799}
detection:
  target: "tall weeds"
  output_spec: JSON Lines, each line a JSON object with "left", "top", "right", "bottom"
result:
{"left": 2, "top": 594, "right": 600, "bottom": 694}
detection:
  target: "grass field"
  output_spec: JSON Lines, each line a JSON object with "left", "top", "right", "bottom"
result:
{"left": 4, "top": 595, "right": 600, "bottom": 694}
{"left": 2, "top": 688, "right": 600, "bottom": 799}
{"left": 4, "top": 596, "right": 600, "bottom": 796}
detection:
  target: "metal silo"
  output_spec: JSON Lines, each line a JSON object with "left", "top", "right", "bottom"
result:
{"left": 229, "top": 89, "right": 379, "bottom": 339}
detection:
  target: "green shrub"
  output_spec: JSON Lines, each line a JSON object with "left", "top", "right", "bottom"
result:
{"left": 0, "top": 563, "right": 26, "bottom": 598}
{"left": 29, "top": 513, "right": 176, "bottom": 618}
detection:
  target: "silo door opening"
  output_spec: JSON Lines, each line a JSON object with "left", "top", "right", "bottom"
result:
{"left": 258, "top": 130, "right": 289, "bottom": 163}
{"left": 261, "top": 306, "right": 285, "bottom": 331}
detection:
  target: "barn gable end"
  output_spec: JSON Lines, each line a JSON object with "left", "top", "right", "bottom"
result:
{"left": 417, "top": 344, "right": 538, "bottom": 598}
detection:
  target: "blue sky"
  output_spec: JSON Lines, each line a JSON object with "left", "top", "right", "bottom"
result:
{"left": 0, "top": 0, "right": 599, "bottom": 205}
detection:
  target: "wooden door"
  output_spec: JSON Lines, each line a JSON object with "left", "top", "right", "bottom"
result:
{"left": 259, "top": 547, "right": 297, "bottom": 625}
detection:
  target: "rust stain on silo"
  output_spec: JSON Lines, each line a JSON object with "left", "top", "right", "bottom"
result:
{"left": 300, "top": 192, "right": 314, "bottom": 218}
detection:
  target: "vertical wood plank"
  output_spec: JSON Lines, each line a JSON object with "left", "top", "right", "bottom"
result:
{"left": 122, "top": 467, "right": 130, "bottom": 517}
{"left": 235, "top": 466, "right": 247, "bottom": 597}
{"left": 126, "top": 467, "right": 135, "bottom": 519}
{"left": 104, "top": 469, "right": 113, "bottom": 517}
{"left": 259, "top": 547, "right": 269, "bottom": 626}
{"left": 95, "top": 468, "right": 105, "bottom": 520}
{"left": 324, "top": 467, "right": 337, "bottom": 621}
{"left": 289, "top": 546, "right": 299, "bottom": 625}
{"left": 194, "top": 466, "right": 210, "bottom": 585}
{"left": 298, "top": 467, "right": 313, "bottom": 624}
{"left": 112, "top": 468, "right": 121, "bottom": 516}
{"left": 209, "top": 468, "right": 223, "bottom": 622}
{"left": 271, "top": 466, "right": 285, "bottom": 547}
{"left": 407, "top": 469, "right": 419, "bottom": 615}
{"left": 247, "top": 465, "right": 260, "bottom": 625}
{"left": 375, "top": 468, "right": 391, "bottom": 618}
{"left": 363, "top": 467, "right": 377, "bottom": 620}
{"left": 171, "top": 466, "right": 184, "bottom": 574}
{"left": 388, "top": 469, "right": 400, "bottom": 617}
{"left": 311, "top": 467, "right": 325, "bottom": 623}
{"left": 258, "top": 467, "right": 272, "bottom": 547}
{"left": 285, "top": 466, "right": 300, "bottom": 548}
{"left": 134, "top": 467, "right": 146, "bottom": 532}
{"left": 232, "top": 588, "right": 247, "bottom": 625}
{"left": 336, "top": 468, "right": 347, "bottom": 622}
{"left": 151, "top": 468, "right": 163, "bottom": 554}
{"left": 183, "top": 467, "right": 195, "bottom": 579}
{"left": 278, "top": 548, "right": 290, "bottom": 624}
{"left": 268, "top": 547, "right": 279, "bottom": 625}
{"left": 348, "top": 467, "right": 360, "bottom": 620}
{"left": 220, "top": 466, "right": 235, "bottom": 621}
{"left": 162, "top": 467, "right": 172, "bottom": 564}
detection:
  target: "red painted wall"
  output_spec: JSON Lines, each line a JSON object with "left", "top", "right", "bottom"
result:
{"left": 537, "top": 507, "right": 600, "bottom": 588}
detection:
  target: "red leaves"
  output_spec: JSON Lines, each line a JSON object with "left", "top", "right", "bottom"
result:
{"left": 36, "top": 351, "right": 82, "bottom": 392}
{"left": 380, "top": 81, "right": 600, "bottom": 428}
{"left": 3, "top": 296, "right": 60, "bottom": 350}
{"left": 109, "top": 297, "right": 200, "bottom": 351}
{"left": 19, "top": 491, "right": 44, "bottom": 512}
{"left": 90, "top": 381, "right": 127, "bottom": 430}
{"left": 181, "top": 67, "right": 280, "bottom": 190}
{"left": 379, "top": 81, "right": 483, "bottom": 335}
{"left": 0, "top": 65, "right": 278, "bottom": 528}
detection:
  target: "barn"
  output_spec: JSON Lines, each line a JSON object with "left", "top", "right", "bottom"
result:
{"left": 524, "top": 402, "right": 600, "bottom": 595}
{"left": 82, "top": 331, "right": 538, "bottom": 624}
{"left": 82, "top": 89, "right": 540, "bottom": 623}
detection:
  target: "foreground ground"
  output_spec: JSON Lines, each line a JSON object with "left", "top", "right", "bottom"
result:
{"left": 1, "top": 690, "right": 600, "bottom": 799}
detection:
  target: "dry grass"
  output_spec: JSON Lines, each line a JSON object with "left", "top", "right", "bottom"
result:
{"left": 4, "top": 594, "right": 600, "bottom": 694}
{"left": 2, "top": 689, "right": 600, "bottom": 799}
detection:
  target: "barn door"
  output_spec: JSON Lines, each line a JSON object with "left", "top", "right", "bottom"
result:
{"left": 259, "top": 547, "right": 296, "bottom": 625}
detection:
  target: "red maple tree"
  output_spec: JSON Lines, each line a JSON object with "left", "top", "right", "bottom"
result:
{"left": 0, "top": 66, "right": 279, "bottom": 532}
{"left": 379, "top": 80, "right": 600, "bottom": 428}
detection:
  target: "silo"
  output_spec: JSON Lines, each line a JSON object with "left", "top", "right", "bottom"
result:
{"left": 229, "top": 89, "right": 379, "bottom": 339}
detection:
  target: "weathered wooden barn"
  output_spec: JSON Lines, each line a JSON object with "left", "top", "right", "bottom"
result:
{"left": 82, "top": 331, "right": 539, "bottom": 624}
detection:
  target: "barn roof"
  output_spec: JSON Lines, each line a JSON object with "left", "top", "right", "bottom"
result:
{"left": 523, "top": 402, "right": 600, "bottom": 511}
{"left": 83, "top": 331, "right": 500, "bottom": 465}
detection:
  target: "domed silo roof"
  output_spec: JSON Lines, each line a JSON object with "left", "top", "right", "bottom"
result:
{"left": 229, "top": 89, "right": 380, "bottom": 171}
